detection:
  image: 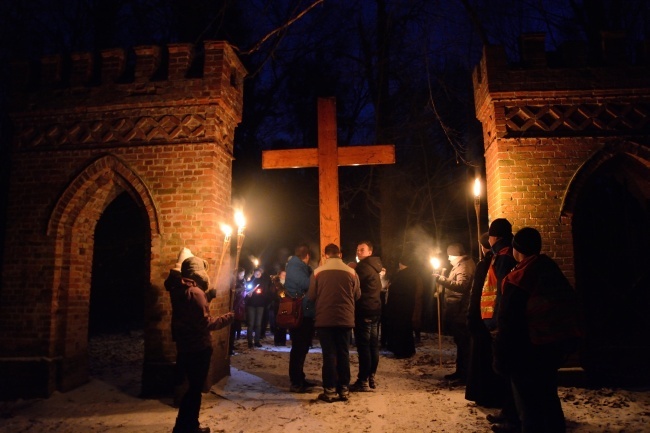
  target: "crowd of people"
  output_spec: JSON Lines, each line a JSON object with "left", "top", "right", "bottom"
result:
{"left": 165, "top": 219, "right": 582, "bottom": 433}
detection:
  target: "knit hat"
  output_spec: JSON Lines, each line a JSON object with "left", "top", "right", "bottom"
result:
{"left": 488, "top": 218, "right": 513, "bottom": 237}
{"left": 181, "top": 256, "right": 210, "bottom": 290}
{"left": 479, "top": 232, "right": 491, "bottom": 249}
{"left": 174, "top": 247, "right": 194, "bottom": 271}
{"left": 446, "top": 243, "right": 465, "bottom": 257}
{"left": 512, "top": 227, "right": 542, "bottom": 256}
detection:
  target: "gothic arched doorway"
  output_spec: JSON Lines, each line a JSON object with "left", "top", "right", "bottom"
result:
{"left": 572, "top": 153, "right": 650, "bottom": 385}
{"left": 87, "top": 191, "right": 150, "bottom": 395}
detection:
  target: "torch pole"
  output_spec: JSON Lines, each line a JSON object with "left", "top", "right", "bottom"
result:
{"left": 436, "top": 268, "right": 447, "bottom": 368}
{"left": 473, "top": 178, "right": 482, "bottom": 261}
{"left": 474, "top": 196, "right": 482, "bottom": 261}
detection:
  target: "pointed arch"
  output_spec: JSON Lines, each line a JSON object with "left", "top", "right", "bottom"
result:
{"left": 560, "top": 140, "right": 650, "bottom": 219}
{"left": 47, "top": 154, "right": 161, "bottom": 237}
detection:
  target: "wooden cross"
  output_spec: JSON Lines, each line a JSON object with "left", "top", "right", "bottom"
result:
{"left": 262, "top": 97, "right": 395, "bottom": 255}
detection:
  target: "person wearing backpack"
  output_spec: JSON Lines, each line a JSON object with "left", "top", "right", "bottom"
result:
{"left": 493, "top": 227, "right": 582, "bottom": 433}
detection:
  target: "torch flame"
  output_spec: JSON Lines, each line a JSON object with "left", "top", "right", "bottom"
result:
{"left": 474, "top": 177, "right": 481, "bottom": 197}
{"left": 234, "top": 211, "right": 246, "bottom": 234}
{"left": 473, "top": 177, "right": 481, "bottom": 198}
{"left": 221, "top": 224, "right": 233, "bottom": 237}
{"left": 430, "top": 257, "right": 441, "bottom": 270}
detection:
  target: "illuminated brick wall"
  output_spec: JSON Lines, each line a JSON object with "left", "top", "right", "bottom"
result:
{"left": 0, "top": 41, "right": 246, "bottom": 399}
{"left": 473, "top": 33, "right": 650, "bottom": 281}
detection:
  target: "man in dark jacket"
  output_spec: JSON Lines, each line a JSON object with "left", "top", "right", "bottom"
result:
{"left": 350, "top": 240, "right": 383, "bottom": 392}
{"left": 165, "top": 249, "right": 234, "bottom": 433}
{"left": 482, "top": 218, "right": 520, "bottom": 433}
{"left": 465, "top": 233, "right": 503, "bottom": 408}
{"left": 494, "top": 227, "right": 581, "bottom": 433}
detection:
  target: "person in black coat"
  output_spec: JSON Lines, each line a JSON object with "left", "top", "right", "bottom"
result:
{"left": 494, "top": 227, "right": 582, "bottom": 433}
{"left": 350, "top": 240, "right": 383, "bottom": 392}
{"left": 384, "top": 253, "right": 424, "bottom": 359}
{"left": 465, "top": 233, "right": 503, "bottom": 407}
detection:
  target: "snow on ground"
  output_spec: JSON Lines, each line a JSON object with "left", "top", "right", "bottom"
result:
{"left": 0, "top": 331, "right": 648, "bottom": 433}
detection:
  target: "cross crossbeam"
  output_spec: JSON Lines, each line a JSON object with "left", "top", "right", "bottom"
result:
{"left": 262, "top": 97, "right": 395, "bottom": 255}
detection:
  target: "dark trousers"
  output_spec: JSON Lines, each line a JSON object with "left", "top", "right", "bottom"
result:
{"left": 354, "top": 315, "right": 380, "bottom": 382}
{"left": 510, "top": 346, "right": 566, "bottom": 433}
{"left": 448, "top": 321, "right": 470, "bottom": 378}
{"left": 289, "top": 317, "right": 314, "bottom": 386}
{"left": 317, "top": 327, "right": 352, "bottom": 391}
{"left": 246, "top": 306, "right": 265, "bottom": 344}
{"left": 174, "top": 347, "right": 212, "bottom": 432}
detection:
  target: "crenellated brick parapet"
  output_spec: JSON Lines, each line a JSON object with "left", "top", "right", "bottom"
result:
{"left": 474, "top": 33, "right": 650, "bottom": 150}
{"left": 472, "top": 32, "right": 650, "bottom": 282}
{"left": 9, "top": 41, "right": 247, "bottom": 151}
{"left": 1, "top": 40, "right": 246, "bottom": 399}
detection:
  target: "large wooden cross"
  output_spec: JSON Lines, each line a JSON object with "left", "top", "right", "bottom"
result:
{"left": 262, "top": 97, "right": 395, "bottom": 254}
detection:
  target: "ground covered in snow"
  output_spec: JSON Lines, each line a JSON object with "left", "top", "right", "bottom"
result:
{"left": 0, "top": 331, "right": 649, "bottom": 432}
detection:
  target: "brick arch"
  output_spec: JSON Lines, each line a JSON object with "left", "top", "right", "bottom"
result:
{"left": 46, "top": 154, "right": 160, "bottom": 391}
{"left": 47, "top": 154, "right": 160, "bottom": 237}
{"left": 560, "top": 140, "right": 650, "bottom": 219}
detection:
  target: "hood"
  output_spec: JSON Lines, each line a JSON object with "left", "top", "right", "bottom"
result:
{"left": 360, "top": 256, "right": 383, "bottom": 273}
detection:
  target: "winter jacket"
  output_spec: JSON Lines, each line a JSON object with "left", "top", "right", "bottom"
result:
{"left": 481, "top": 236, "right": 517, "bottom": 331}
{"left": 308, "top": 257, "right": 361, "bottom": 328}
{"left": 467, "top": 251, "right": 493, "bottom": 335}
{"left": 245, "top": 274, "right": 271, "bottom": 308}
{"left": 354, "top": 256, "right": 383, "bottom": 318}
{"left": 437, "top": 255, "right": 476, "bottom": 324}
{"left": 493, "top": 254, "right": 582, "bottom": 375}
{"left": 284, "top": 255, "right": 315, "bottom": 319}
{"left": 165, "top": 257, "right": 233, "bottom": 353}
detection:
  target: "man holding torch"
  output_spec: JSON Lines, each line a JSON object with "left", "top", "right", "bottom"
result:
{"left": 434, "top": 242, "right": 476, "bottom": 384}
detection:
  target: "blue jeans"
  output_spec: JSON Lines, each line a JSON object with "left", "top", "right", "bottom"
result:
{"left": 354, "top": 315, "right": 380, "bottom": 382}
{"left": 246, "top": 306, "right": 265, "bottom": 344}
{"left": 317, "top": 327, "right": 352, "bottom": 391}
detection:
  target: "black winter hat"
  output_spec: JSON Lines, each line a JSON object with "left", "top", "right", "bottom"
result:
{"left": 488, "top": 218, "right": 513, "bottom": 237}
{"left": 512, "top": 227, "right": 542, "bottom": 256}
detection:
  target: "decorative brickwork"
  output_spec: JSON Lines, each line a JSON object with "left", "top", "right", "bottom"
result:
{"left": 473, "top": 33, "right": 650, "bottom": 280}
{"left": 0, "top": 41, "right": 246, "bottom": 399}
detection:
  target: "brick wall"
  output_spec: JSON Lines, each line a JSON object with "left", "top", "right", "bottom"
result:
{"left": 0, "top": 41, "right": 246, "bottom": 399}
{"left": 473, "top": 33, "right": 650, "bottom": 281}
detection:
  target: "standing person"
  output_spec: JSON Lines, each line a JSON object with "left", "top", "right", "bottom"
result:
{"left": 434, "top": 242, "right": 476, "bottom": 384}
{"left": 465, "top": 232, "right": 503, "bottom": 407}
{"left": 384, "top": 253, "right": 424, "bottom": 359}
{"left": 285, "top": 244, "right": 317, "bottom": 393}
{"left": 165, "top": 248, "right": 234, "bottom": 433}
{"left": 307, "top": 243, "right": 361, "bottom": 403}
{"left": 481, "top": 218, "right": 520, "bottom": 433}
{"left": 229, "top": 267, "right": 247, "bottom": 356}
{"left": 494, "top": 228, "right": 581, "bottom": 433}
{"left": 270, "top": 270, "right": 288, "bottom": 346}
{"left": 245, "top": 267, "right": 270, "bottom": 348}
{"left": 465, "top": 233, "right": 503, "bottom": 407}
{"left": 350, "top": 240, "right": 383, "bottom": 392}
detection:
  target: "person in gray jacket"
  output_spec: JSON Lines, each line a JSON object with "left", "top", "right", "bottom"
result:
{"left": 308, "top": 243, "right": 361, "bottom": 403}
{"left": 434, "top": 242, "right": 476, "bottom": 384}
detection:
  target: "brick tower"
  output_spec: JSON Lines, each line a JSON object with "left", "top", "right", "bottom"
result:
{"left": 473, "top": 33, "right": 650, "bottom": 383}
{"left": 0, "top": 41, "right": 247, "bottom": 398}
